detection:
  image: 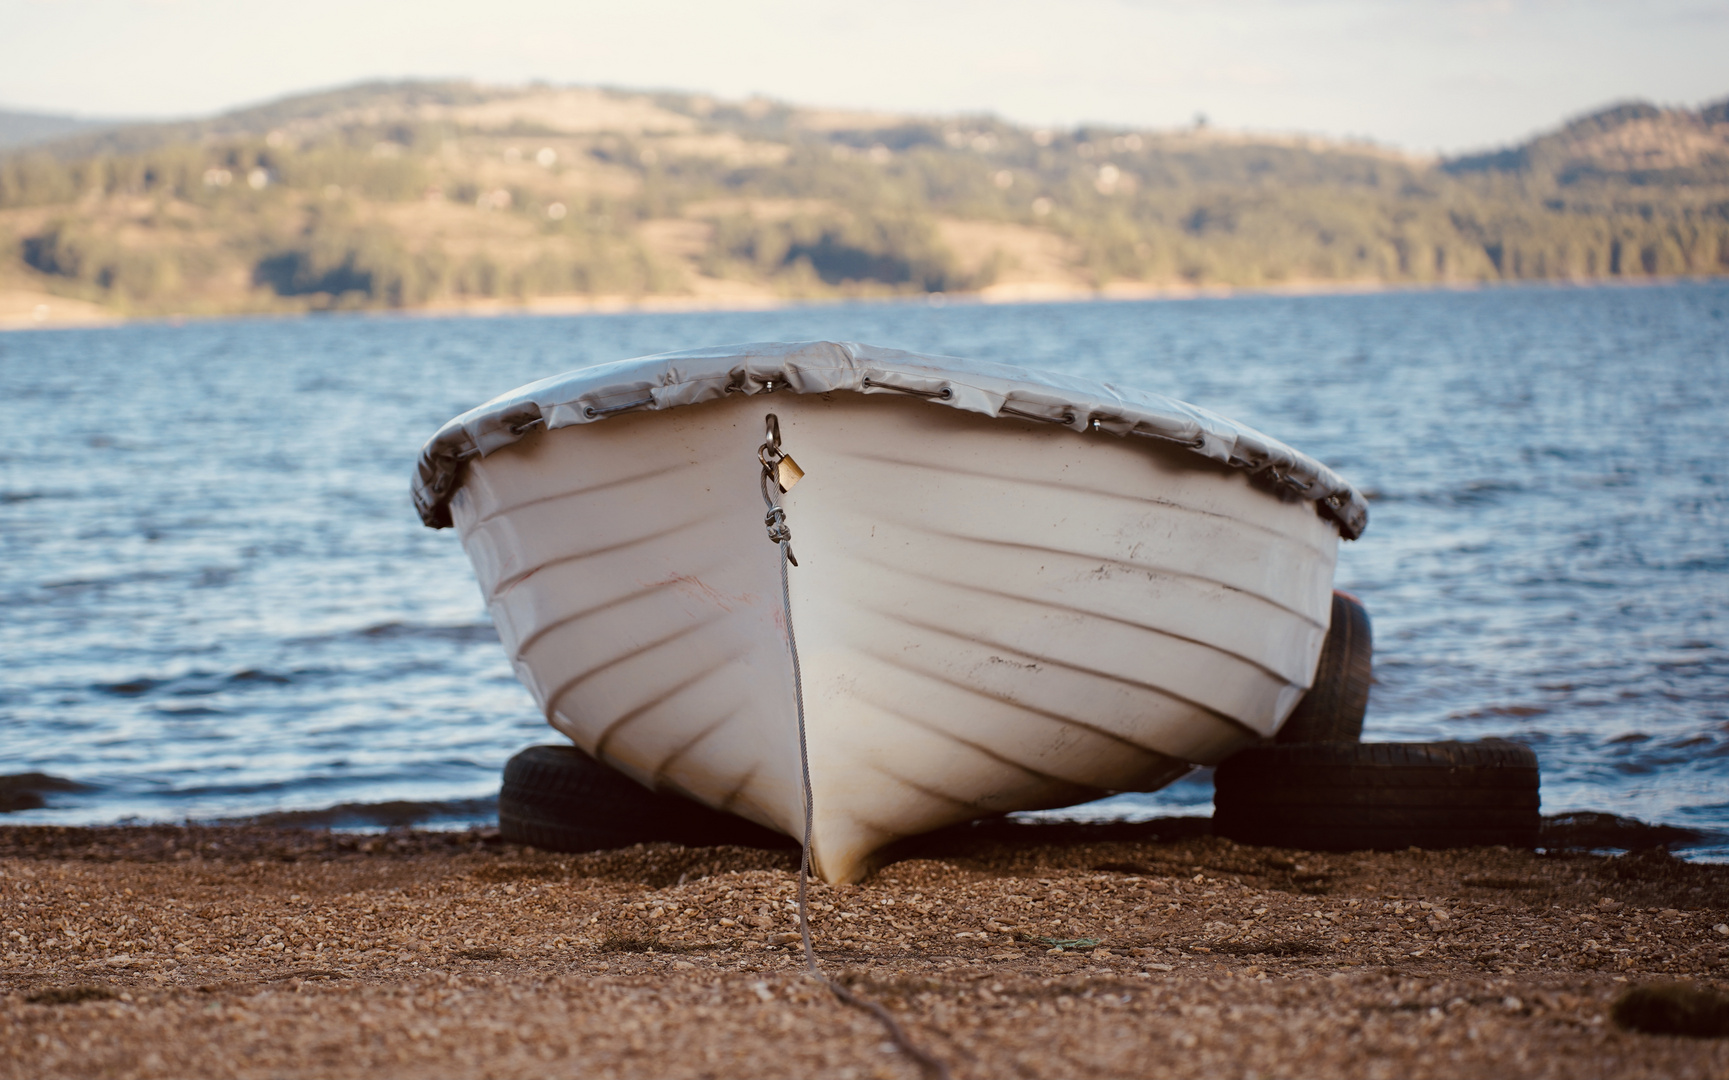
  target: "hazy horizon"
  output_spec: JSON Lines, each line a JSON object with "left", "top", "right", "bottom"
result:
{"left": 3, "top": 0, "right": 1726, "bottom": 154}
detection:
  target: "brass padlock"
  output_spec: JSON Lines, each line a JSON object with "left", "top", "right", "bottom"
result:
{"left": 775, "top": 455, "right": 804, "bottom": 492}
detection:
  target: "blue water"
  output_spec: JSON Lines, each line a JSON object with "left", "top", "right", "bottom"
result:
{"left": 3, "top": 283, "right": 1726, "bottom": 849}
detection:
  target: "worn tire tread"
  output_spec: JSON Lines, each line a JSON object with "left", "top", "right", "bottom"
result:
{"left": 498, "top": 745, "right": 789, "bottom": 853}
{"left": 1213, "top": 740, "right": 1541, "bottom": 851}
{"left": 1275, "top": 592, "right": 1373, "bottom": 744}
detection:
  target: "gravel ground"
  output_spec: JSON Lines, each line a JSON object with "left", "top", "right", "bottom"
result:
{"left": 4, "top": 820, "right": 1729, "bottom": 1079}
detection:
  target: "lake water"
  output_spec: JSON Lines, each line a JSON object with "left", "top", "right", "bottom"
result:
{"left": 3, "top": 283, "right": 1726, "bottom": 851}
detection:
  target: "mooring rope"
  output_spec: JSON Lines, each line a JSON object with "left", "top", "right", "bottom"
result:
{"left": 759, "top": 414, "right": 952, "bottom": 1080}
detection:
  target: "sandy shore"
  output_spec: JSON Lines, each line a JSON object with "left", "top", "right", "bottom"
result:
{"left": 0, "top": 289, "right": 121, "bottom": 330}
{"left": 3, "top": 820, "right": 1728, "bottom": 1078}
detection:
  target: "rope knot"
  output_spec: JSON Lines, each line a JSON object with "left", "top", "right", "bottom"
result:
{"left": 764, "top": 505, "right": 793, "bottom": 546}
{"left": 759, "top": 414, "right": 798, "bottom": 566}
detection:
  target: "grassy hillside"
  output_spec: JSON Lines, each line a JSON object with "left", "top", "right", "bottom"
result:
{"left": 2, "top": 82, "right": 1726, "bottom": 320}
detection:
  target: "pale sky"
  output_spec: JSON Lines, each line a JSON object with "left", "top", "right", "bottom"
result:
{"left": 3, "top": 0, "right": 1726, "bottom": 153}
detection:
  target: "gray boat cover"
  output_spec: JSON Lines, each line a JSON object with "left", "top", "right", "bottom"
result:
{"left": 413, "top": 340, "right": 1367, "bottom": 539}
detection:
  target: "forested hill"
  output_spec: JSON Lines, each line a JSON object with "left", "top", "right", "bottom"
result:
{"left": 1447, "top": 100, "right": 1729, "bottom": 185}
{"left": 1, "top": 82, "right": 1725, "bottom": 321}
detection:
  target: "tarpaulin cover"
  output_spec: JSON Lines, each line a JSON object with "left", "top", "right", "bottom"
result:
{"left": 413, "top": 340, "right": 1368, "bottom": 539}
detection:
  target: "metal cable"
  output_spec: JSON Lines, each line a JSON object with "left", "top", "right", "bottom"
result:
{"left": 760, "top": 414, "right": 952, "bottom": 1080}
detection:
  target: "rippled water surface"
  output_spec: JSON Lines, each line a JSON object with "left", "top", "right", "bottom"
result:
{"left": 3, "top": 284, "right": 1726, "bottom": 848}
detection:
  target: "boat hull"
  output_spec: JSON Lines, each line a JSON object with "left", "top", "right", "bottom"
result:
{"left": 451, "top": 390, "right": 1339, "bottom": 882}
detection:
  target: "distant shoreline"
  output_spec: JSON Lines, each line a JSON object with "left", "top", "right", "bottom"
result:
{"left": 3, "top": 274, "right": 1718, "bottom": 334}
{"left": 7, "top": 84, "right": 1725, "bottom": 338}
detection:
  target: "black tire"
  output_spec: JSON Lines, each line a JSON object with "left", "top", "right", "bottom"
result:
{"left": 1275, "top": 591, "right": 1373, "bottom": 744}
{"left": 499, "top": 745, "right": 792, "bottom": 854}
{"left": 1213, "top": 740, "right": 1539, "bottom": 851}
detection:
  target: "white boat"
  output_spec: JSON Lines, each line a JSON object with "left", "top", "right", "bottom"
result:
{"left": 415, "top": 341, "right": 1367, "bottom": 883}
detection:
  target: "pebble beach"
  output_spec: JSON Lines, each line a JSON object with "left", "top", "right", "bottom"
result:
{"left": 4, "top": 820, "right": 1728, "bottom": 1079}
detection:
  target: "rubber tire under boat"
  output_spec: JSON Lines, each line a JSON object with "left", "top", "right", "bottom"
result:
{"left": 1274, "top": 591, "right": 1372, "bottom": 745}
{"left": 1211, "top": 740, "right": 1541, "bottom": 851}
{"left": 499, "top": 745, "right": 793, "bottom": 854}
